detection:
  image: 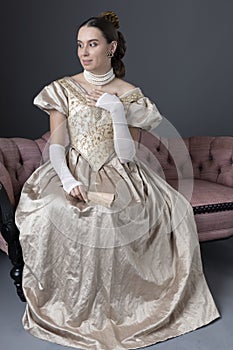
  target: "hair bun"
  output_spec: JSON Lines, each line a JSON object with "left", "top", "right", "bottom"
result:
{"left": 98, "top": 11, "right": 120, "bottom": 29}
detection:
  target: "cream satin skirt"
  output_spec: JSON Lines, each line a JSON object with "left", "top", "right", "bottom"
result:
{"left": 15, "top": 149, "right": 220, "bottom": 350}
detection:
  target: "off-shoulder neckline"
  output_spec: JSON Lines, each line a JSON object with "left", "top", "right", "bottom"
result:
{"left": 65, "top": 76, "right": 142, "bottom": 99}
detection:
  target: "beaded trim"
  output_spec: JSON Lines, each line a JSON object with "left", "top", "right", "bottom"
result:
{"left": 193, "top": 202, "right": 233, "bottom": 215}
{"left": 120, "top": 90, "right": 144, "bottom": 104}
{"left": 58, "top": 78, "right": 144, "bottom": 105}
{"left": 58, "top": 78, "right": 86, "bottom": 104}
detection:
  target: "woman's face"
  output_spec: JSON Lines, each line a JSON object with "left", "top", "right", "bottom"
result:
{"left": 77, "top": 26, "right": 116, "bottom": 74}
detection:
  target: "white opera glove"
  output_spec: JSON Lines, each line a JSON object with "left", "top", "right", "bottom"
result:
{"left": 96, "top": 93, "right": 136, "bottom": 163}
{"left": 49, "top": 143, "right": 83, "bottom": 194}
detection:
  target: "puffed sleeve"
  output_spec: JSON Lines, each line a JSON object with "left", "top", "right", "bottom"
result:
{"left": 33, "top": 80, "right": 68, "bottom": 116}
{"left": 126, "top": 93, "right": 162, "bottom": 131}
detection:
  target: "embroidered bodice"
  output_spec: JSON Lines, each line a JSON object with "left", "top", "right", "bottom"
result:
{"left": 33, "top": 76, "right": 162, "bottom": 171}
{"left": 58, "top": 78, "right": 144, "bottom": 170}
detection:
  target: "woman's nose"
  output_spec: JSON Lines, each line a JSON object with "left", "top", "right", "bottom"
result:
{"left": 83, "top": 45, "right": 89, "bottom": 56}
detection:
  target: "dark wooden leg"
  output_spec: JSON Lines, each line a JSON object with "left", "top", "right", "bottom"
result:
{"left": 0, "top": 182, "right": 26, "bottom": 302}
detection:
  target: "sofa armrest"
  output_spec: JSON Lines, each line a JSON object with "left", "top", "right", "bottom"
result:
{"left": 0, "top": 162, "right": 15, "bottom": 205}
{"left": 0, "top": 132, "right": 50, "bottom": 205}
{"left": 0, "top": 132, "right": 50, "bottom": 255}
{"left": 0, "top": 162, "right": 15, "bottom": 254}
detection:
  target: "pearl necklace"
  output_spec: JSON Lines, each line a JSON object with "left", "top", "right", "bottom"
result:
{"left": 83, "top": 68, "right": 115, "bottom": 86}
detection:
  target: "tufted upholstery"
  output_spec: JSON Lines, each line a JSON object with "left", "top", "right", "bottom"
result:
{"left": 186, "top": 136, "right": 233, "bottom": 187}
{"left": 0, "top": 132, "right": 233, "bottom": 253}
{"left": 138, "top": 132, "right": 233, "bottom": 187}
{"left": 138, "top": 131, "right": 233, "bottom": 241}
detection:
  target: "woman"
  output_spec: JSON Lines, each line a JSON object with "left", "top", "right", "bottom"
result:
{"left": 15, "top": 11, "right": 220, "bottom": 350}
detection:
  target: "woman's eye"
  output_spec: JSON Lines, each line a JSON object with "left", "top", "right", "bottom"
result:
{"left": 77, "top": 42, "right": 97, "bottom": 48}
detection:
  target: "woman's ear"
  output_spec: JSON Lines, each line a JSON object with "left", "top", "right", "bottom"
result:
{"left": 111, "top": 40, "right": 118, "bottom": 54}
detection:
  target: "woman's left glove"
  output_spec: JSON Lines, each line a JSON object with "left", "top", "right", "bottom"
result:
{"left": 96, "top": 93, "right": 136, "bottom": 163}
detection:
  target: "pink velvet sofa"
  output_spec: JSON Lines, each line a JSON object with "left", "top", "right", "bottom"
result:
{"left": 138, "top": 131, "right": 233, "bottom": 242}
{"left": 0, "top": 131, "right": 233, "bottom": 300}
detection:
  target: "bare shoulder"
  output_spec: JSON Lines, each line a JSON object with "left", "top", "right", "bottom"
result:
{"left": 70, "top": 73, "right": 84, "bottom": 83}
{"left": 113, "top": 78, "right": 137, "bottom": 95}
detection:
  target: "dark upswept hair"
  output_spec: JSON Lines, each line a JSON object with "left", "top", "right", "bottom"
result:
{"left": 78, "top": 11, "right": 126, "bottom": 78}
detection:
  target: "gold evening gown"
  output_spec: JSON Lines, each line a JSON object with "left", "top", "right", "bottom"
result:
{"left": 15, "top": 76, "right": 220, "bottom": 350}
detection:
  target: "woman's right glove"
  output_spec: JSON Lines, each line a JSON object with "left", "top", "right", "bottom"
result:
{"left": 49, "top": 143, "right": 87, "bottom": 201}
{"left": 96, "top": 93, "right": 136, "bottom": 163}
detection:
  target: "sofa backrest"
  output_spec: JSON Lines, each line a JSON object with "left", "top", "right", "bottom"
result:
{"left": 139, "top": 131, "right": 233, "bottom": 188}
{"left": 1, "top": 131, "right": 233, "bottom": 206}
{"left": 185, "top": 136, "right": 233, "bottom": 187}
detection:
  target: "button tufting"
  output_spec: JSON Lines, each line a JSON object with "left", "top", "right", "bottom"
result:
{"left": 198, "top": 165, "right": 203, "bottom": 171}
{"left": 209, "top": 155, "right": 213, "bottom": 161}
{"left": 218, "top": 168, "right": 221, "bottom": 174}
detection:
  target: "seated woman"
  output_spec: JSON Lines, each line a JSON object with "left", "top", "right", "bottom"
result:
{"left": 15, "top": 11, "right": 219, "bottom": 350}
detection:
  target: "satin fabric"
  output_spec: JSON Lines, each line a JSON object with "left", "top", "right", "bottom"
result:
{"left": 15, "top": 77, "right": 220, "bottom": 350}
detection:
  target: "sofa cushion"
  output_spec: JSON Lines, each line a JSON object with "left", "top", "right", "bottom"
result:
{"left": 168, "top": 178, "right": 233, "bottom": 207}
{"left": 191, "top": 180, "right": 233, "bottom": 241}
{"left": 190, "top": 179, "right": 233, "bottom": 206}
{"left": 168, "top": 178, "right": 233, "bottom": 241}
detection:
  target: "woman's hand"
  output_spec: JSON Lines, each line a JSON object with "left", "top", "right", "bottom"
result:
{"left": 95, "top": 92, "right": 123, "bottom": 114}
{"left": 70, "top": 184, "right": 88, "bottom": 202}
{"left": 93, "top": 91, "right": 136, "bottom": 163}
{"left": 86, "top": 89, "right": 117, "bottom": 107}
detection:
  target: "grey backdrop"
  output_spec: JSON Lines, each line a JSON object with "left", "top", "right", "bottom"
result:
{"left": 1, "top": 0, "right": 233, "bottom": 139}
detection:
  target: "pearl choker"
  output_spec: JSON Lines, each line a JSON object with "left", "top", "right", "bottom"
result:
{"left": 83, "top": 68, "right": 115, "bottom": 86}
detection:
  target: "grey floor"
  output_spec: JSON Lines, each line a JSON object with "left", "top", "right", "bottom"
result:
{"left": 0, "top": 237, "right": 233, "bottom": 350}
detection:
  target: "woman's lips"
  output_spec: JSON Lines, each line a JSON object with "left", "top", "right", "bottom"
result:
{"left": 82, "top": 60, "right": 92, "bottom": 65}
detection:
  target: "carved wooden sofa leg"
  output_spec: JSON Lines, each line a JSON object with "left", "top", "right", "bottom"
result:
{"left": 0, "top": 182, "right": 26, "bottom": 302}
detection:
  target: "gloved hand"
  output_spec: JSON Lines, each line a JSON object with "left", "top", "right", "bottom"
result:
{"left": 49, "top": 143, "right": 88, "bottom": 201}
{"left": 95, "top": 93, "right": 136, "bottom": 163}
